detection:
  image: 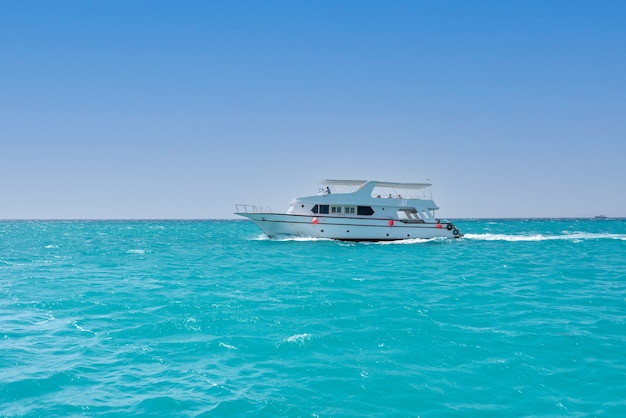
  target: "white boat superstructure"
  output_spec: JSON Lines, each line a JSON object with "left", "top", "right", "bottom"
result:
{"left": 235, "top": 180, "right": 462, "bottom": 241}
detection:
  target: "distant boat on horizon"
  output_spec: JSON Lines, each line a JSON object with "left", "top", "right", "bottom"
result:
{"left": 594, "top": 215, "right": 608, "bottom": 219}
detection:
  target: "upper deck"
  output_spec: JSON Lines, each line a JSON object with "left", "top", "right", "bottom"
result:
{"left": 319, "top": 180, "right": 434, "bottom": 200}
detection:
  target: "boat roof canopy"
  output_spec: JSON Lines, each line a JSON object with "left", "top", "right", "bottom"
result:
{"left": 320, "top": 179, "right": 432, "bottom": 190}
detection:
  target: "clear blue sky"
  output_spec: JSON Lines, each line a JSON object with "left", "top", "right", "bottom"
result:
{"left": 2, "top": 1, "right": 625, "bottom": 219}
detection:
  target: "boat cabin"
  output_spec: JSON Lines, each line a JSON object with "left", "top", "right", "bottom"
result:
{"left": 288, "top": 180, "right": 439, "bottom": 223}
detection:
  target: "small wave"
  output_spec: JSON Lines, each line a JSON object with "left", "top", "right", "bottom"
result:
{"left": 44, "top": 244, "right": 59, "bottom": 249}
{"left": 464, "top": 233, "right": 626, "bottom": 242}
{"left": 251, "top": 235, "right": 333, "bottom": 242}
{"left": 126, "top": 249, "right": 146, "bottom": 254}
{"left": 285, "top": 333, "right": 311, "bottom": 345}
{"left": 277, "top": 237, "right": 332, "bottom": 242}
{"left": 378, "top": 237, "right": 445, "bottom": 245}
{"left": 72, "top": 321, "right": 95, "bottom": 334}
{"left": 218, "top": 342, "right": 238, "bottom": 350}
{"left": 248, "top": 234, "right": 271, "bottom": 241}
{"left": 252, "top": 235, "right": 444, "bottom": 244}
{"left": 36, "top": 312, "right": 56, "bottom": 324}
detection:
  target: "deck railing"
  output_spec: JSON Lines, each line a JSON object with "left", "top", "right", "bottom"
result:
{"left": 234, "top": 204, "right": 272, "bottom": 214}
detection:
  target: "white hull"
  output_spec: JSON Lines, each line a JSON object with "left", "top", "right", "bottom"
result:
{"left": 238, "top": 213, "right": 460, "bottom": 241}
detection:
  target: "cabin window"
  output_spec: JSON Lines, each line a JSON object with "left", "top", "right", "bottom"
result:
{"left": 357, "top": 206, "right": 375, "bottom": 216}
{"left": 331, "top": 206, "right": 342, "bottom": 214}
{"left": 311, "top": 204, "right": 329, "bottom": 214}
{"left": 344, "top": 207, "right": 355, "bottom": 214}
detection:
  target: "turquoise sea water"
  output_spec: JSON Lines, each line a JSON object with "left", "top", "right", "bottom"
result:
{"left": 1, "top": 219, "right": 625, "bottom": 417}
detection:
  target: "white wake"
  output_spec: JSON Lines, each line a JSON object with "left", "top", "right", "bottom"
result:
{"left": 463, "top": 232, "right": 626, "bottom": 242}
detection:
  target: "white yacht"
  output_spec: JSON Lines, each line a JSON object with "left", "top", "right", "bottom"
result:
{"left": 235, "top": 180, "right": 462, "bottom": 241}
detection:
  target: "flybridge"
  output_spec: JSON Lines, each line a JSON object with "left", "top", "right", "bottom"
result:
{"left": 319, "top": 180, "right": 433, "bottom": 200}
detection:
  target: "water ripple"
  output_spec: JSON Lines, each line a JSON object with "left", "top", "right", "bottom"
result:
{"left": 1, "top": 219, "right": 625, "bottom": 416}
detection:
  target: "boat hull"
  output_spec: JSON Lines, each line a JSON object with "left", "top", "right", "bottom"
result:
{"left": 236, "top": 213, "right": 461, "bottom": 241}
